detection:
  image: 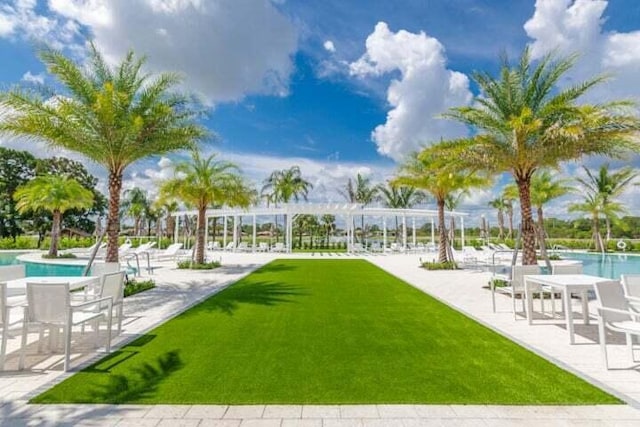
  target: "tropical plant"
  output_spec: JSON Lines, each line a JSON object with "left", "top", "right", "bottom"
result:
{"left": 160, "top": 149, "right": 253, "bottom": 264}
{"left": 444, "top": 48, "right": 640, "bottom": 264}
{"left": 320, "top": 214, "right": 336, "bottom": 246}
{"left": 393, "top": 145, "right": 488, "bottom": 263}
{"left": 568, "top": 193, "right": 625, "bottom": 252}
{"left": 122, "top": 187, "right": 151, "bottom": 237}
{"left": 378, "top": 183, "right": 425, "bottom": 242}
{"left": 14, "top": 176, "right": 94, "bottom": 256}
{"left": 444, "top": 190, "right": 468, "bottom": 244}
{"left": 530, "top": 170, "right": 572, "bottom": 258}
{"left": 488, "top": 197, "right": 508, "bottom": 239}
{"left": 0, "top": 44, "right": 207, "bottom": 262}
{"left": 340, "top": 174, "right": 379, "bottom": 241}
{"left": 576, "top": 164, "right": 638, "bottom": 241}
{"left": 261, "top": 166, "right": 313, "bottom": 246}
{"left": 502, "top": 187, "right": 518, "bottom": 239}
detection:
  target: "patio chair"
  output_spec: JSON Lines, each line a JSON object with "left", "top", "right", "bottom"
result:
{"left": 256, "top": 242, "right": 269, "bottom": 252}
{"left": 19, "top": 282, "right": 113, "bottom": 372}
{"left": 621, "top": 274, "right": 640, "bottom": 312}
{"left": 491, "top": 264, "right": 541, "bottom": 319}
{"left": 153, "top": 243, "right": 184, "bottom": 261}
{"left": 546, "top": 263, "right": 584, "bottom": 318}
{"left": 593, "top": 280, "right": 640, "bottom": 369}
{"left": 207, "top": 241, "right": 220, "bottom": 251}
{"left": 94, "top": 271, "right": 126, "bottom": 336}
{"left": 224, "top": 241, "right": 236, "bottom": 251}
{"left": 74, "top": 241, "right": 106, "bottom": 258}
{"left": 271, "top": 242, "right": 286, "bottom": 252}
{"left": 1, "top": 282, "right": 25, "bottom": 371}
{"left": 0, "top": 265, "right": 26, "bottom": 282}
{"left": 237, "top": 242, "right": 251, "bottom": 252}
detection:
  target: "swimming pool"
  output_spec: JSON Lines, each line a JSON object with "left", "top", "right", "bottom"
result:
{"left": 561, "top": 252, "right": 640, "bottom": 279}
{"left": 0, "top": 252, "right": 85, "bottom": 277}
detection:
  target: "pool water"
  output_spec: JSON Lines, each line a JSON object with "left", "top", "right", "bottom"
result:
{"left": 559, "top": 252, "right": 640, "bottom": 279}
{"left": 0, "top": 252, "right": 85, "bottom": 277}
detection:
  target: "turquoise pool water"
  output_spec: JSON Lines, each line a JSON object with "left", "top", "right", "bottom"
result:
{"left": 0, "top": 252, "right": 85, "bottom": 277}
{"left": 560, "top": 252, "right": 640, "bottom": 279}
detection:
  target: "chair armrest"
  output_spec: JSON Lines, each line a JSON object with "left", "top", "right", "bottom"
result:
{"left": 71, "top": 296, "right": 113, "bottom": 309}
{"left": 597, "top": 306, "right": 639, "bottom": 320}
{"left": 626, "top": 295, "right": 640, "bottom": 303}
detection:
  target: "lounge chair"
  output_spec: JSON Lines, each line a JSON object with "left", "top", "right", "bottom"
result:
{"left": 236, "top": 242, "right": 251, "bottom": 252}
{"left": 271, "top": 242, "right": 286, "bottom": 253}
{"left": 224, "top": 241, "right": 236, "bottom": 251}
{"left": 594, "top": 280, "right": 640, "bottom": 369}
{"left": 256, "top": 242, "right": 269, "bottom": 252}
{"left": 153, "top": 243, "right": 184, "bottom": 261}
{"left": 73, "top": 241, "right": 106, "bottom": 258}
{"left": 207, "top": 241, "right": 220, "bottom": 251}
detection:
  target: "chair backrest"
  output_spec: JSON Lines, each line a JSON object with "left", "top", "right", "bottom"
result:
{"left": 100, "top": 271, "right": 126, "bottom": 305}
{"left": 26, "top": 282, "right": 70, "bottom": 324}
{"left": 118, "top": 243, "right": 133, "bottom": 255}
{"left": 594, "top": 280, "right": 631, "bottom": 323}
{"left": 226, "top": 241, "right": 236, "bottom": 249}
{"left": 259, "top": 242, "right": 268, "bottom": 249}
{"left": 511, "top": 265, "right": 541, "bottom": 291}
{"left": 274, "top": 242, "right": 284, "bottom": 250}
{"left": 90, "top": 262, "right": 121, "bottom": 277}
{"left": 552, "top": 263, "right": 583, "bottom": 275}
{"left": 209, "top": 241, "right": 220, "bottom": 250}
{"left": 0, "top": 282, "right": 6, "bottom": 326}
{"left": 238, "top": 242, "right": 248, "bottom": 249}
{"left": 621, "top": 274, "right": 640, "bottom": 299}
{"left": 0, "top": 264, "right": 26, "bottom": 281}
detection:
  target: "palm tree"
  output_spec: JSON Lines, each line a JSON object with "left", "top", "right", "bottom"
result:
{"left": 444, "top": 48, "right": 639, "bottom": 264}
{"left": 340, "top": 174, "right": 379, "bottom": 242}
{"left": 122, "top": 187, "right": 150, "bottom": 237}
{"left": 14, "top": 176, "right": 93, "bottom": 257}
{"left": 569, "top": 193, "right": 625, "bottom": 252}
{"left": 488, "top": 197, "right": 507, "bottom": 239}
{"left": 378, "top": 183, "right": 425, "bottom": 242}
{"left": 576, "top": 164, "right": 638, "bottom": 241}
{"left": 153, "top": 198, "right": 179, "bottom": 239}
{"left": 320, "top": 214, "right": 335, "bottom": 246}
{"left": 444, "top": 190, "right": 468, "bottom": 244}
{"left": 261, "top": 166, "right": 313, "bottom": 247}
{"left": 530, "top": 170, "right": 572, "bottom": 258}
{"left": 502, "top": 187, "right": 518, "bottom": 239}
{"left": 0, "top": 44, "right": 207, "bottom": 262}
{"left": 393, "top": 146, "right": 488, "bottom": 263}
{"left": 160, "top": 149, "right": 253, "bottom": 264}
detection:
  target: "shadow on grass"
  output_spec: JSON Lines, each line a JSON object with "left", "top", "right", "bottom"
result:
{"left": 87, "top": 350, "right": 183, "bottom": 403}
{"left": 251, "top": 263, "right": 298, "bottom": 274}
{"left": 198, "top": 280, "right": 308, "bottom": 316}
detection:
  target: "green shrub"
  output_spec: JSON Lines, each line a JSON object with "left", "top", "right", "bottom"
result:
{"left": 176, "top": 260, "right": 221, "bottom": 270}
{"left": 421, "top": 261, "right": 458, "bottom": 270}
{"left": 124, "top": 279, "right": 155, "bottom": 297}
{"left": 42, "top": 252, "right": 77, "bottom": 259}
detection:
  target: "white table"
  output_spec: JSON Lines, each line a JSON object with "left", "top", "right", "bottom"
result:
{"left": 6, "top": 276, "right": 99, "bottom": 297}
{"left": 524, "top": 274, "right": 613, "bottom": 344}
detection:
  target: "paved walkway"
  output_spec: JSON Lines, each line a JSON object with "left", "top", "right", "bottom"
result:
{"left": 1, "top": 252, "right": 640, "bottom": 426}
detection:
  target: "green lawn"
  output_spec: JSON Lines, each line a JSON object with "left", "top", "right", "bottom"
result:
{"left": 33, "top": 259, "right": 619, "bottom": 404}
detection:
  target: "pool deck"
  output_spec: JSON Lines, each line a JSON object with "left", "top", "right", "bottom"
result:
{"left": 1, "top": 252, "right": 640, "bottom": 426}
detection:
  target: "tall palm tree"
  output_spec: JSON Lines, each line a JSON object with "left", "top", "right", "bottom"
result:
{"left": 569, "top": 193, "right": 625, "bottom": 252}
{"left": 444, "top": 48, "right": 639, "bottom": 264}
{"left": 576, "top": 164, "right": 638, "bottom": 241}
{"left": 378, "top": 183, "right": 425, "bottom": 242}
{"left": 320, "top": 214, "right": 335, "bottom": 246}
{"left": 530, "top": 170, "right": 572, "bottom": 258}
{"left": 0, "top": 44, "right": 206, "bottom": 262}
{"left": 153, "top": 198, "right": 179, "bottom": 239}
{"left": 502, "top": 187, "right": 518, "bottom": 239}
{"left": 393, "top": 146, "right": 488, "bottom": 263}
{"left": 444, "top": 190, "right": 468, "bottom": 244}
{"left": 261, "top": 166, "right": 313, "bottom": 247}
{"left": 122, "top": 187, "right": 150, "bottom": 237}
{"left": 14, "top": 176, "right": 94, "bottom": 257}
{"left": 160, "top": 149, "right": 253, "bottom": 264}
{"left": 340, "top": 174, "right": 379, "bottom": 242}
{"left": 488, "top": 197, "right": 507, "bottom": 239}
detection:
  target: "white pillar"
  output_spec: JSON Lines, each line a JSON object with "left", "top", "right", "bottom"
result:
{"left": 430, "top": 217, "right": 435, "bottom": 245}
{"left": 223, "top": 215, "right": 227, "bottom": 249}
{"left": 461, "top": 216, "right": 465, "bottom": 247}
{"left": 412, "top": 217, "right": 416, "bottom": 247}
{"left": 402, "top": 215, "right": 407, "bottom": 251}
{"left": 174, "top": 215, "right": 179, "bottom": 244}
{"left": 383, "top": 216, "right": 387, "bottom": 251}
{"left": 252, "top": 214, "right": 257, "bottom": 252}
{"left": 233, "top": 215, "right": 238, "bottom": 251}
{"left": 204, "top": 214, "right": 209, "bottom": 248}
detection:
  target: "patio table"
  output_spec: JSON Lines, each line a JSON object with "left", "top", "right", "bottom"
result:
{"left": 6, "top": 276, "right": 99, "bottom": 298}
{"left": 523, "top": 274, "right": 613, "bottom": 344}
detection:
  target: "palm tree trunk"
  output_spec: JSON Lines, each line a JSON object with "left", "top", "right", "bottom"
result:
{"left": 516, "top": 177, "right": 537, "bottom": 265}
{"left": 605, "top": 217, "right": 612, "bottom": 242}
{"left": 195, "top": 204, "right": 206, "bottom": 264}
{"left": 593, "top": 215, "right": 604, "bottom": 252}
{"left": 394, "top": 216, "right": 399, "bottom": 243}
{"left": 166, "top": 214, "right": 175, "bottom": 238}
{"left": 497, "top": 209, "right": 504, "bottom": 239}
{"left": 361, "top": 215, "right": 365, "bottom": 244}
{"left": 49, "top": 209, "right": 61, "bottom": 257}
{"left": 437, "top": 197, "right": 449, "bottom": 263}
{"left": 537, "top": 206, "right": 548, "bottom": 260}
{"left": 106, "top": 171, "right": 123, "bottom": 263}
{"left": 507, "top": 207, "right": 514, "bottom": 239}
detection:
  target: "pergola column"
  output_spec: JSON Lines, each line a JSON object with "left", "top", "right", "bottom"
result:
{"left": 402, "top": 214, "right": 407, "bottom": 251}
{"left": 252, "top": 214, "right": 257, "bottom": 252}
{"left": 461, "top": 216, "right": 465, "bottom": 247}
{"left": 174, "top": 215, "right": 179, "bottom": 244}
{"left": 430, "top": 217, "right": 435, "bottom": 245}
{"left": 233, "top": 215, "right": 238, "bottom": 252}
{"left": 223, "top": 215, "right": 227, "bottom": 249}
{"left": 383, "top": 216, "right": 387, "bottom": 251}
{"left": 412, "top": 217, "right": 416, "bottom": 247}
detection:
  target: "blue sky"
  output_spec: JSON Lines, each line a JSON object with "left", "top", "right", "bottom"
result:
{"left": 1, "top": 0, "right": 640, "bottom": 219}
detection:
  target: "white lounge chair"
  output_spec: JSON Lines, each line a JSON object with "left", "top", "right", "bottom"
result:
{"left": 20, "top": 282, "right": 113, "bottom": 372}
{"left": 256, "top": 242, "right": 269, "bottom": 252}
{"left": 207, "top": 241, "right": 220, "bottom": 251}
{"left": 153, "top": 243, "right": 184, "bottom": 261}
{"left": 491, "top": 264, "right": 541, "bottom": 319}
{"left": 621, "top": 274, "right": 640, "bottom": 312}
{"left": 224, "top": 241, "right": 236, "bottom": 251}
{"left": 237, "top": 242, "right": 251, "bottom": 252}
{"left": 271, "top": 242, "right": 286, "bottom": 253}
{"left": 594, "top": 280, "right": 640, "bottom": 369}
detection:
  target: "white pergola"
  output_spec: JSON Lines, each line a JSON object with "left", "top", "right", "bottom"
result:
{"left": 172, "top": 203, "right": 469, "bottom": 253}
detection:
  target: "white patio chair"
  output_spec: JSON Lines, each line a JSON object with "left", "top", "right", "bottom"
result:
{"left": 83, "top": 262, "right": 121, "bottom": 299}
{"left": 547, "top": 263, "right": 584, "bottom": 318}
{"left": 19, "top": 282, "right": 113, "bottom": 372}
{"left": 207, "top": 241, "right": 220, "bottom": 251}
{"left": 271, "top": 242, "right": 286, "bottom": 252}
{"left": 0, "top": 265, "right": 26, "bottom": 282}
{"left": 224, "top": 241, "right": 236, "bottom": 251}
{"left": 491, "top": 264, "right": 541, "bottom": 319}
{"left": 594, "top": 280, "right": 640, "bottom": 369}
{"left": 153, "top": 243, "right": 184, "bottom": 261}
{"left": 74, "top": 241, "right": 106, "bottom": 257}
{"left": 1, "top": 282, "right": 25, "bottom": 371}
{"left": 237, "top": 242, "right": 250, "bottom": 252}
{"left": 256, "top": 242, "right": 269, "bottom": 252}
{"left": 95, "top": 271, "right": 126, "bottom": 336}
{"left": 621, "top": 274, "right": 640, "bottom": 312}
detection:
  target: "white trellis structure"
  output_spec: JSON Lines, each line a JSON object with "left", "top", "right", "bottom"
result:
{"left": 171, "top": 203, "right": 469, "bottom": 253}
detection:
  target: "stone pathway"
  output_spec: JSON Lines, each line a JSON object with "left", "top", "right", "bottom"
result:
{"left": 1, "top": 252, "right": 640, "bottom": 425}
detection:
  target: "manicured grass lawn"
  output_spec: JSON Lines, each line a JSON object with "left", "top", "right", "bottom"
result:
{"left": 33, "top": 259, "right": 619, "bottom": 404}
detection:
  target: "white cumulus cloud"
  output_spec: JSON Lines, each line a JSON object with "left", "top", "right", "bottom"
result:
{"left": 349, "top": 22, "right": 473, "bottom": 162}
{"left": 21, "top": 71, "right": 44, "bottom": 84}
{"left": 525, "top": 0, "right": 640, "bottom": 102}
{"left": 323, "top": 40, "right": 335, "bottom": 53}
